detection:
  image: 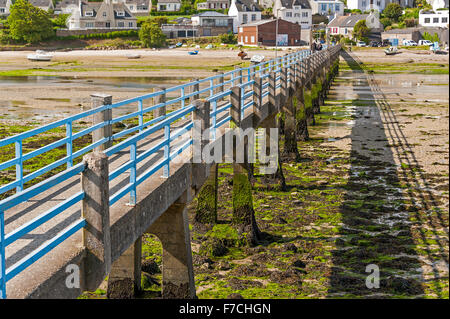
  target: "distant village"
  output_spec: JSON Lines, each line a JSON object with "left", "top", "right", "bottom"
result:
{"left": 0, "top": 0, "right": 449, "bottom": 46}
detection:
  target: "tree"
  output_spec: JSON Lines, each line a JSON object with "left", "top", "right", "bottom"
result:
{"left": 139, "top": 21, "right": 166, "bottom": 48}
{"left": 219, "top": 32, "right": 237, "bottom": 44}
{"left": 384, "top": 3, "right": 403, "bottom": 22}
{"left": 353, "top": 19, "right": 370, "bottom": 41}
{"left": 7, "top": 0, "right": 54, "bottom": 43}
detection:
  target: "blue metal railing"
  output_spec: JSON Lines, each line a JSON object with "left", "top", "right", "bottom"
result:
{"left": 0, "top": 46, "right": 333, "bottom": 298}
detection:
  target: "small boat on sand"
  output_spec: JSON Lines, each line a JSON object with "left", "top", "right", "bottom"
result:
{"left": 188, "top": 50, "right": 199, "bottom": 55}
{"left": 126, "top": 53, "right": 141, "bottom": 59}
{"left": 27, "top": 50, "right": 53, "bottom": 61}
{"left": 250, "top": 54, "right": 265, "bottom": 63}
{"left": 384, "top": 46, "right": 398, "bottom": 55}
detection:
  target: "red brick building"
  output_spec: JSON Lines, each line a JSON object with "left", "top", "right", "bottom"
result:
{"left": 237, "top": 19, "right": 302, "bottom": 47}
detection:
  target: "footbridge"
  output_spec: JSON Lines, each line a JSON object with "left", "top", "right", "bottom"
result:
{"left": 0, "top": 44, "right": 341, "bottom": 299}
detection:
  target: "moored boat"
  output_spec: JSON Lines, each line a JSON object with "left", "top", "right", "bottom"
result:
{"left": 27, "top": 50, "right": 53, "bottom": 61}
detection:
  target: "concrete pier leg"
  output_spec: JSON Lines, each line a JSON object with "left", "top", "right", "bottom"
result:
{"left": 107, "top": 237, "right": 142, "bottom": 299}
{"left": 232, "top": 162, "right": 260, "bottom": 246}
{"left": 295, "top": 87, "right": 309, "bottom": 142}
{"left": 260, "top": 114, "right": 286, "bottom": 190}
{"left": 282, "top": 97, "right": 300, "bottom": 161}
{"left": 194, "top": 164, "right": 218, "bottom": 225}
{"left": 147, "top": 193, "right": 196, "bottom": 299}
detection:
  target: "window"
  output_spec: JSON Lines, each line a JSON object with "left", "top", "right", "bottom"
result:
{"left": 242, "top": 14, "right": 247, "bottom": 24}
{"left": 118, "top": 22, "right": 124, "bottom": 27}
{"left": 251, "top": 14, "right": 256, "bottom": 21}
{"left": 85, "top": 11, "right": 93, "bottom": 16}
{"left": 130, "top": 5, "right": 133, "bottom": 10}
{"left": 86, "top": 22, "right": 94, "bottom": 28}
{"left": 239, "top": 27, "right": 243, "bottom": 32}
{"left": 240, "top": 36, "right": 243, "bottom": 43}
{"left": 117, "top": 11, "right": 125, "bottom": 17}
{"left": 321, "top": 4, "right": 327, "bottom": 11}
{"left": 424, "top": 18, "right": 430, "bottom": 23}
{"left": 302, "top": 12, "right": 308, "bottom": 17}
{"left": 344, "top": 28, "right": 347, "bottom": 34}
{"left": 433, "top": 17, "right": 439, "bottom": 23}
{"left": 335, "top": 4, "right": 340, "bottom": 11}
{"left": 286, "top": 11, "right": 292, "bottom": 17}
{"left": 0, "top": 8, "right": 5, "bottom": 13}
{"left": 251, "top": 36, "right": 255, "bottom": 43}
{"left": 128, "top": 22, "right": 134, "bottom": 27}
{"left": 362, "top": 1, "right": 366, "bottom": 7}
{"left": 294, "top": 13, "right": 300, "bottom": 17}
{"left": 103, "top": 12, "right": 107, "bottom": 17}
{"left": 442, "top": 17, "right": 448, "bottom": 23}
{"left": 245, "top": 36, "right": 248, "bottom": 43}
{"left": 376, "top": 1, "right": 381, "bottom": 6}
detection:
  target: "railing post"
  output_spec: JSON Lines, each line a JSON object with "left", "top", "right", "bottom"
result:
{"left": 289, "top": 60, "right": 296, "bottom": 92}
{"left": 218, "top": 72, "right": 224, "bottom": 93}
{"left": 252, "top": 75, "right": 263, "bottom": 126}
{"left": 91, "top": 93, "right": 112, "bottom": 152}
{"left": 154, "top": 87, "right": 166, "bottom": 119}
{"left": 268, "top": 71, "right": 277, "bottom": 112}
{"left": 81, "top": 152, "right": 111, "bottom": 291}
{"left": 230, "top": 86, "right": 242, "bottom": 127}
{"left": 15, "top": 140, "right": 23, "bottom": 193}
{"left": 235, "top": 66, "right": 243, "bottom": 85}
{"left": 280, "top": 66, "right": 288, "bottom": 106}
{"left": 191, "top": 79, "right": 200, "bottom": 104}
{"left": 0, "top": 210, "right": 5, "bottom": 299}
{"left": 66, "top": 122, "right": 73, "bottom": 168}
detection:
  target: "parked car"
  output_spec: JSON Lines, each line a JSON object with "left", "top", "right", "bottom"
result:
{"left": 418, "top": 40, "right": 433, "bottom": 46}
{"left": 381, "top": 39, "right": 390, "bottom": 47}
{"left": 402, "top": 40, "right": 418, "bottom": 46}
{"left": 356, "top": 41, "right": 366, "bottom": 47}
{"left": 369, "top": 41, "right": 380, "bottom": 47}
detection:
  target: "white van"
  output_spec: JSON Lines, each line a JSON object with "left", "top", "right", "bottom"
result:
{"left": 418, "top": 40, "right": 433, "bottom": 46}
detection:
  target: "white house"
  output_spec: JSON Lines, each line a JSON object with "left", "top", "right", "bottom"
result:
{"left": 273, "top": 0, "right": 312, "bottom": 29}
{"left": 67, "top": 0, "right": 137, "bottom": 30}
{"left": 0, "top": 0, "right": 12, "bottom": 16}
{"left": 157, "top": 0, "right": 181, "bottom": 12}
{"left": 310, "top": 0, "right": 344, "bottom": 20}
{"left": 419, "top": 9, "right": 449, "bottom": 28}
{"left": 327, "top": 12, "right": 383, "bottom": 37}
{"left": 346, "top": 0, "right": 385, "bottom": 12}
{"left": 228, "top": 0, "right": 262, "bottom": 33}
{"left": 54, "top": 0, "right": 80, "bottom": 14}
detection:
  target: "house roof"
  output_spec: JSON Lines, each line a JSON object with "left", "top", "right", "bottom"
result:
{"left": 192, "top": 10, "right": 230, "bottom": 17}
{"left": 278, "top": 0, "right": 311, "bottom": 9}
{"left": 28, "top": 0, "right": 53, "bottom": 7}
{"left": 125, "top": 0, "right": 150, "bottom": 5}
{"left": 0, "top": 0, "right": 9, "bottom": 7}
{"left": 328, "top": 14, "right": 368, "bottom": 28}
{"left": 80, "top": 2, "right": 135, "bottom": 20}
{"left": 382, "top": 28, "right": 421, "bottom": 34}
{"left": 55, "top": 0, "right": 80, "bottom": 9}
{"left": 233, "top": 0, "right": 262, "bottom": 12}
{"left": 157, "top": 0, "right": 181, "bottom": 3}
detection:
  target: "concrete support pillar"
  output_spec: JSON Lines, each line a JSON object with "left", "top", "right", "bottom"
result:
{"left": 81, "top": 152, "right": 111, "bottom": 291}
{"left": 194, "top": 164, "right": 218, "bottom": 225}
{"left": 107, "top": 237, "right": 142, "bottom": 299}
{"left": 147, "top": 192, "right": 196, "bottom": 299}
{"left": 91, "top": 94, "right": 112, "bottom": 152}
{"left": 259, "top": 114, "right": 286, "bottom": 190}
{"left": 154, "top": 87, "right": 166, "bottom": 119}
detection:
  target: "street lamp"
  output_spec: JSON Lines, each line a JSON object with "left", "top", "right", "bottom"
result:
{"left": 275, "top": 7, "right": 286, "bottom": 60}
